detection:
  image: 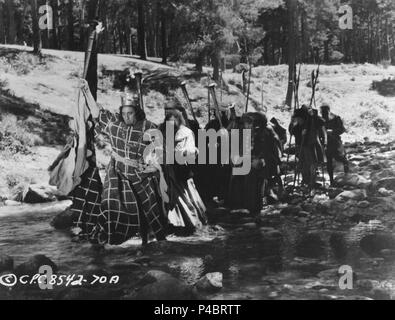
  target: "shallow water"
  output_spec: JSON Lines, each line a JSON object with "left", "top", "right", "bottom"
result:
{"left": 1, "top": 201, "right": 395, "bottom": 300}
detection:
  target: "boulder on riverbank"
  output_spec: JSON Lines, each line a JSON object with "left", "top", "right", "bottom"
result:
{"left": 195, "top": 272, "right": 223, "bottom": 293}
{"left": 126, "top": 270, "right": 198, "bottom": 300}
{"left": 0, "top": 255, "right": 14, "bottom": 272}
{"left": 334, "top": 174, "right": 372, "bottom": 189}
{"left": 51, "top": 207, "right": 79, "bottom": 230}
{"left": 15, "top": 255, "right": 58, "bottom": 276}
{"left": 11, "top": 184, "right": 59, "bottom": 204}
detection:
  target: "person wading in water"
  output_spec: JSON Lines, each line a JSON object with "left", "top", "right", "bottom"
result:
{"left": 74, "top": 83, "right": 167, "bottom": 246}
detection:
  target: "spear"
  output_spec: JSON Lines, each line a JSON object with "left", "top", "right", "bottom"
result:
{"left": 245, "top": 61, "right": 252, "bottom": 114}
{"left": 208, "top": 83, "right": 224, "bottom": 128}
{"left": 134, "top": 71, "right": 144, "bottom": 111}
{"left": 294, "top": 63, "right": 302, "bottom": 111}
{"left": 180, "top": 81, "right": 199, "bottom": 124}
{"left": 207, "top": 73, "right": 212, "bottom": 124}
{"left": 309, "top": 63, "right": 320, "bottom": 109}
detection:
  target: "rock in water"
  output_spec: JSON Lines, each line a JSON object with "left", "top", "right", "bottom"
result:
{"left": 260, "top": 228, "right": 283, "bottom": 241}
{"left": 356, "top": 280, "right": 379, "bottom": 291}
{"left": 378, "top": 188, "right": 394, "bottom": 197}
{"left": 23, "top": 184, "right": 57, "bottom": 204}
{"left": 360, "top": 233, "right": 395, "bottom": 256}
{"left": 4, "top": 200, "right": 22, "bottom": 207}
{"left": 139, "top": 270, "right": 175, "bottom": 285}
{"left": 334, "top": 174, "right": 371, "bottom": 188}
{"left": 196, "top": 273, "right": 223, "bottom": 293}
{"left": 130, "top": 270, "right": 196, "bottom": 300}
{"left": 281, "top": 206, "right": 302, "bottom": 216}
{"left": 15, "top": 255, "right": 58, "bottom": 276}
{"left": 51, "top": 208, "right": 78, "bottom": 230}
{"left": 58, "top": 288, "right": 102, "bottom": 300}
{"left": 335, "top": 189, "right": 367, "bottom": 202}
{"left": 375, "top": 178, "right": 395, "bottom": 192}
{"left": 0, "top": 255, "right": 14, "bottom": 272}
{"left": 295, "top": 233, "right": 326, "bottom": 258}
{"left": 357, "top": 201, "right": 370, "bottom": 208}
{"left": 243, "top": 223, "right": 257, "bottom": 230}
{"left": 370, "top": 288, "right": 391, "bottom": 300}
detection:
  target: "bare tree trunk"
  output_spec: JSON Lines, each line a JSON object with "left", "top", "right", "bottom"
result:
{"left": 285, "top": 0, "right": 297, "bottom": 109}
{"left": 195, "top": 52, "right": 204, "bottom": 73}
{"left": 263, "top": 37, "right": 268, "bottom": 64}
{"left": 0, "top": 2, "right": 5, "bottom": 44}
{"left": 324, "top": 38, "right": 330, "bottom": 63}
{"left": 137, "top": 0, "right": 147, "bottom": 59}
{"left": 125, "top": 17, "right": 131, "bottom": 55}
{"left": 79, "top": 0, "right": 86, "bottom": 50}
{"left": 385, "top": 18, "right": 391, "bottom": 60}
{"left": 67, "top": 0, "right": 74, "bottom": 50}
{"left": 159, "top": 1, "right": 167, "bottom": 64}
{"left": 112, "top": 29, "right": 117, "bottom": 53}
{"left": 117, "top": 23, "right": 124, "bottom": 54}
{"left": 368, "top": 15, "right": 372, "bottom": 62}
{"left": 84, "top": 0, "right": 100, "bottom": 100}
{"left": 271, "top": 39, "right": 275, "bottom": 65}
{"left": 6, "top": 0, "right": 17, "bottom": 44}
{"left": 301, "top": 8, "right": 306, "bottom": 62}
{"left": 155, "top": 0, "right": 160, "bottom": 57}
{"left": 377, "top": 16, "right": 382, "bottom": 62}
{"left": 31, "top": 0, "right": 42, "bottom": 54}
{"left": 44, "top": 0, "right": 53, "bottom": 49}
{"left": 51, "top": 0, "right": 60, "bottom": 49}
{"left": 343, "top": 31, "right": 351, "bottom": 63}
{"left": 212, "top": 51, "right": 221, "bottom": 81}
{"left": 103, "top": 16, "right": 111, "bottom": 53}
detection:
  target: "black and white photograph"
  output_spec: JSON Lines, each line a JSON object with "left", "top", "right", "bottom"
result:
{"left": 0, "top": 0, "right": 395, "bottom": 306}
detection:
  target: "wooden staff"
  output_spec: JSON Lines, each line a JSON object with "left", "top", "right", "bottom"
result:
{"left": 83, "top": 23, "right": 97, "bottom": 80}
{"left": 134, "top": 71, "right": 144, "bottom": 111}
{"left": 207, "top": 73, "right": 212, "bottom": 123}
{"left": 285, "top": 64, "right": 301, "bottom": 189}
{"left": 220, "top": 70, "right": 223, "bottom": 103}
{"left": 180, "top": 81, "right": 199, "bottom": 124}
{"left": 309, "top": 64, "right": 320, "bottom": 109}
{"left": 293, "top": 64, "right": 302, "bottom": 111}
{"left": 208, "top": 83, "right": 223, "bottom": 128}
{"left": 245, "top": 62, "right": 252, "bottom": 114}
{"left": 309, "top": 63, "right": 327, "bottom": 191}
{"left": 83, "top": 0, "right": 102, "bottom": 81}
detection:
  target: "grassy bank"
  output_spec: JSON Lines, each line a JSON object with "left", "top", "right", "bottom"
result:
{"left": 0, "top": 44, "right": 394, "bottom": 202}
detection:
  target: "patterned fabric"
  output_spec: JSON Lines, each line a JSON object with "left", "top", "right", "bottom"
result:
{"left": 72, "top": 166, "right": 103, "bottom": 232}
{"left": 75, "top": 109, "right": 166, "bottom": 245}
{"left": 68, "top": 91, "right": 103, "bottom": 227}
{"left": 49, "top": 86, "right": 100, "bottom": 196}
{"left": 160, "top": 123, "right": 207, "bottom": 233}
{"left": 324, "top": 114, "right": 346, "bottom": 156}
{"left": 164, "top": 164, "right": 207, "bottom": 232}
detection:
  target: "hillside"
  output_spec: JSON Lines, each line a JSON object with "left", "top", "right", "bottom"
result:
{"left": 1, "top": 45, "right": 395, "bottom": 141}
{"left": 0, "top": 44, "right": 395, "bottom": 201}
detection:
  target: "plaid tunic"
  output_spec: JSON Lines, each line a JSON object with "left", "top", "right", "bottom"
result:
{"left": 76, "top": 110, "right": 166, "bottom": 245}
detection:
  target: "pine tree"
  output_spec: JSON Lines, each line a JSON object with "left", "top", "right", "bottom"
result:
{"left": 31, "top": 0, "right": 42, "bottom": 54}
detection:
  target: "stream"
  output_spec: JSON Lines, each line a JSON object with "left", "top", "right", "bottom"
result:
{"left": 1, "top": 141, "right": 395, "bottom": 300}
{"left": 0, "top": 200, "right": 394, "bottom": 300}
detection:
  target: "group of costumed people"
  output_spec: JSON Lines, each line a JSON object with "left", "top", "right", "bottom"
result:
{"left": 50, "top": 77, "right": 348, "bottom": 247}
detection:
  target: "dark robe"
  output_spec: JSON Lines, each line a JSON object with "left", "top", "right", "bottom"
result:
{"left": 323, "top": 113, "right": 349, "bottom": 184}
{"left": 228, "top": 113, "right": 281, "bottom": 213}
{"left": 290, "top": 109, "right": 327, "bottom": 187}
{"left": 160, "top": 123, "right": 207, "bottom": 234}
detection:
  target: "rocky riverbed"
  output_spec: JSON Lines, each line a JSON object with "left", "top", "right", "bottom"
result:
{"left": 0, "top": 140, "right": 395, "bottom": 300}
